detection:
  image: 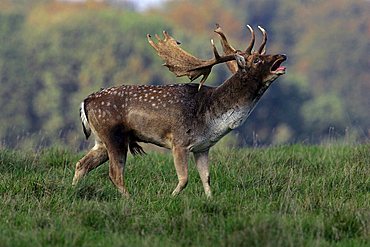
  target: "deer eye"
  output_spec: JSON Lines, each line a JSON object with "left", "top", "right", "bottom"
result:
{"left": 253, "top": 57, "right": 261, "bottom": 64}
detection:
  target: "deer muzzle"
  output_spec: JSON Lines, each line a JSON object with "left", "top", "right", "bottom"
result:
{"left": 270, "top": 54, "right": 287, "bottom": 75}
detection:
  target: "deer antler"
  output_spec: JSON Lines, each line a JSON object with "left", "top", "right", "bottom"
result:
{"left": 214, "top": 24, "right": 267, "bottom": 56}
{"left": 147, "top": 31, "right": 236, "bottom": 89}
{"left": 257, "top": 26, "right": 267, "bottom": 55}
{"left": 214, "top": 24, "right": 238, "bottom": 74}
{"left": 148, "top": 26, "right": 269, "bottom": 88}
{"left": 245, "top": 25, "right": 255, "bottom": 54}
{"left": 213, "top": 24, "right": 260, "bottom": 72}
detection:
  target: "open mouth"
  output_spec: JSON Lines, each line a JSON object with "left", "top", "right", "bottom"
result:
{"left": 270, "top": 57, "right": 287, "bottom": 75}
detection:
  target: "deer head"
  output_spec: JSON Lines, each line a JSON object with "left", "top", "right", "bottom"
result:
{"left": 73, "top": 24, "right": 287, "bottom": 198}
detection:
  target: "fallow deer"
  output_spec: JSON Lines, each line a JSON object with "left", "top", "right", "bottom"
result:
{"left": 72, "top": 25, "right": 287, "bottom": 198}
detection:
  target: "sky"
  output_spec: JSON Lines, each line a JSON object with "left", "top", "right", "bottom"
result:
{"left": 59, "top": 0, "right": 168, "bottom": 11}
{"left": 132, "top": 0, "right": 167, "bottom": 11}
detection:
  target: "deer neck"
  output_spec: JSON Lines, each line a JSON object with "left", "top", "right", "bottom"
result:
{"left": 203, "top": 72, "right": 267, "bottom": 130}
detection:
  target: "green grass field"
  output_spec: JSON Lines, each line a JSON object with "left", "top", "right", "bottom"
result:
{"left": 0, "top": 145, "right": 369, "bottom": 247}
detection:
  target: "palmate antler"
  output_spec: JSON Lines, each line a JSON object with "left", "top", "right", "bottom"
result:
{"left": 147, "top": 31, "right": 235, "bottom": 89}
{"left": 147, "top": 25, "right": 268, "bottom": 88}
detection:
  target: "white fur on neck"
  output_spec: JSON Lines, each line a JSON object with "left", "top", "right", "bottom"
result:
{"left": 190, "top": 102, "right": 257, "bottom": 152}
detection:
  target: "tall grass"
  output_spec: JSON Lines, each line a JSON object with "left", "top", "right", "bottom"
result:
{"left": 0, "top": 145, "right": 369, "bottom": 246}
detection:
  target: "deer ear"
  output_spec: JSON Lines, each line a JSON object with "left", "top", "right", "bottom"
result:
{"left": 235, "top": 54, "right": 246, "bottom": 71}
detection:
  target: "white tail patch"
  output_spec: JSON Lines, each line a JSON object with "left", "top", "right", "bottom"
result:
{"left": 80, "top": 101, "right": 91, "bottom": 139}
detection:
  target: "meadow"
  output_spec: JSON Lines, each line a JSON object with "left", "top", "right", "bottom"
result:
{"left": 0, "top": 144, "right": 369, "bottom": 246}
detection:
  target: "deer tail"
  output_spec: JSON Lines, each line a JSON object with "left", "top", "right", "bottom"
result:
{"left": 129, "top": 140, "right": 146, "bottom": 156}
{"left": 80, "top": 101, "right": 91, "bottom": 140}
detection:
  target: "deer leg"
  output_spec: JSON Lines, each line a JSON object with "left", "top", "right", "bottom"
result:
{"left": 72, "top": 139, "right": 108, "bottom": 186}
{"left": 105, "top": 134, "right": 130, "bottom": 198}
{"left": 171, "top": 146, "right": 189, "bottom": 196}
{"left": 193, "top": 150, "right": 212, "bottom": 198}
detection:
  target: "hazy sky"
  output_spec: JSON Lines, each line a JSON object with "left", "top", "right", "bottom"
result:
{"left": 60, "top": 0, "right": 167, "bottom": 10}
{"left": 134, "top": 0, "right": 167, "bottom": 10}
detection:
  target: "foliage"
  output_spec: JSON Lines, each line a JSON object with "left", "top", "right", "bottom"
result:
{"left": 0, "top": 0, "right": 369, "bottom": 148}
{"left": 0, "top": 145, "right": 369, "bottom": 246}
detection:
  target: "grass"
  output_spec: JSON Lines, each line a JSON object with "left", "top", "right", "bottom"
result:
{"left": 0, "top": 144, "right": 369, "bottom": 246}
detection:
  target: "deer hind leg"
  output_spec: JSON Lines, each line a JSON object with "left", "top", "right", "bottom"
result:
{"left": 72, "top": 139, "right": 108, "bottom": 186}
{"left": 105, "top": 131, "right": 130, "bottom": 197}
{"left": 193, "top": 150, "right": 212, "bottom": 198}
{"left": 171, "top": 146, "right": 189, "bottom": 196}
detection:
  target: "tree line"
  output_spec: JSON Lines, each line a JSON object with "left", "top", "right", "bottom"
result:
{"left": 0, "top": 0, "right": 369, "bottom": 149}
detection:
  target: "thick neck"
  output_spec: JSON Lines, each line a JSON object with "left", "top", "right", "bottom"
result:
{"left": 206, "top": 72, "right": 267, "bottom": 118}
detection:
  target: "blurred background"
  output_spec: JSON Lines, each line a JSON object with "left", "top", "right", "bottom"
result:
{"left": 0, "top": 0, "right": 369, "bottom": 150}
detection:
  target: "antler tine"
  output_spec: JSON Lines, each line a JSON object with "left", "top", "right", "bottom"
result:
{"left": 154, "top": 34, "right": 161, "bottom": 42}
{"left": 163, "top": 30, "right": 172, "bottom": 41}
{"left": 257, "top": 26, "right": 267, "bottom": 55}
{"left": 214, "top": 23, "right": 237, "bottom": 54}
{"left": 197, "top": 39, "right": 221, "bottom": 90}
{"left": 211, "top": 39, "right": 221, "bottom": 60}
{"left": 162, "top": 31, "right": 182, "bottom": 45}
{"left": 245, "top": 25, "right": 255, "bottom": 54}
{"left": 214, "top": 23, "right": 238, "bottom": 74}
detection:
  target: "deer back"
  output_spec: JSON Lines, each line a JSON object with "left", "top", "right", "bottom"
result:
{"left": 82, "top": 83, "right": 217, "bottom": 148}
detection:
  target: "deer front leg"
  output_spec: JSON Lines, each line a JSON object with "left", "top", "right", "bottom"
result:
{"left": 193, "top": 150, "right": 212, "bottom": 198}
{"left": 72, "top": 140, "right": 108, "bottom": 186}
{"left": 171, "top": 146, "right": 189, "bottom": 196}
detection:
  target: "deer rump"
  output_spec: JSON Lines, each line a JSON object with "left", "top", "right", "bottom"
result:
{"left": 80, "top": 100, "right": 146, "bottom": 156}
